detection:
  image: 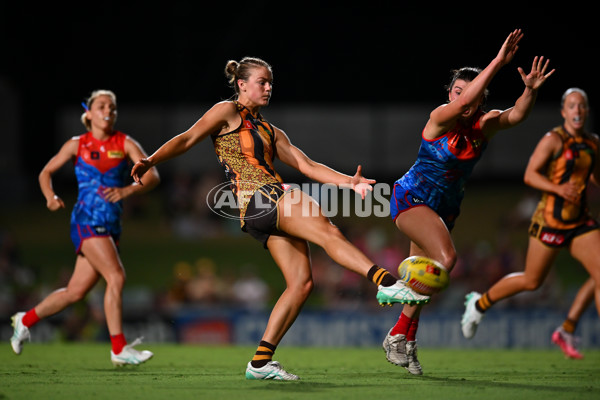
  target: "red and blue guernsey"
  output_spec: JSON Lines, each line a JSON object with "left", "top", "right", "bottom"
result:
{"left": 391, "top": 111, "right": 488, "bottom": 230}
{"left": 70, "top": 131, "right": 129, "bottom": 252}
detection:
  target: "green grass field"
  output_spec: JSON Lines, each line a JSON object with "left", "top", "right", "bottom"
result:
{"left": 3, "top": 183, "right": 599, "bottom": 399}
{"left": 1, "top": 344, "right": 599, "bottom": 400}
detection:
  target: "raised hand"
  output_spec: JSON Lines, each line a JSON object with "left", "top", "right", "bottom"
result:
{"left": 350, "top": 165, "right": 376, "bottom": 199}
{"left": 518, "top": 56, "right": 555, "bottom": 90}
{"left": 496, "top": 29, "right": 524, "bottom": 66}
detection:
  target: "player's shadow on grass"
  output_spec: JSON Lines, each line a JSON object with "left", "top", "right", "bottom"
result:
{"left": 416, "top": 375, "right": 591, "bottom": 395}
{"left": 247, "top": 382, "right": 347, "bottom": 392}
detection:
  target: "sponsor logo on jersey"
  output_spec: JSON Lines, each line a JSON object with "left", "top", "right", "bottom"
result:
{"left": 565, "top": 149, "right": 574, "bottom": 160}
{"left": 108, "top": 150, "right": 124, "bottom": 158}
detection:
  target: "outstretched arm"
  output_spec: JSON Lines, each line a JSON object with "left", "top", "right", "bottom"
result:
{"left": 482, "top": 56, "right": 555, "bottom": 135}
{"left": 131, "top": 101, "right": 236, "bottom": 184}
{"left": 426, "top": 29, "right": 523, "bottom": 138}
{"left": 274, "top": 127, "right": 375, "bottom": 199}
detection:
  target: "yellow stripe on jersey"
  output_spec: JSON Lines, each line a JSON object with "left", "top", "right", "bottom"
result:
{"left": 213, "top": 101, "right": 283, "bottom": 224}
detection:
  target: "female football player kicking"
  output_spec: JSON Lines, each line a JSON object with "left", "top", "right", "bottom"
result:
{"left": 131, "top": 57, "right": 428, "bottom": 380}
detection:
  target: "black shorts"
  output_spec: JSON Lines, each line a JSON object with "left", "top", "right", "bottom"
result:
{"left": 242, "top": 183, "right": 293, "bottom": 249}
{"left": 529, "top": 218, "right": 600, "bottom": 248}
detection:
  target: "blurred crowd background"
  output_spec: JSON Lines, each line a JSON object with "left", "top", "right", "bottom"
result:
{"left": 2, "top": 171, "right": 598, "bottom": 345}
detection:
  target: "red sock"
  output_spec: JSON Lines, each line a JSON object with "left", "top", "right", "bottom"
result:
{"left": 390, "top": 312, "right": 412, "bottom": 336}
{"left": 406, "top": 319, "right": 419, "bottom": 341}
{"left": 22, "top": 309, "right": 40, "bottom": 328}
{"left": 110, "top": 333, "right": 127, "bottom": 354}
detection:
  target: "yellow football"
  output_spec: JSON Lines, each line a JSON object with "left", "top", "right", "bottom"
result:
{"left": 398, "top": 256, "right": 449, "bottom": 295}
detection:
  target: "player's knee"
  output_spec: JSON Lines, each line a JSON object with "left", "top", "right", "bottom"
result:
{"left": 522, "top": 278, "right": 543, "bottom": 291}
{"left": 289, "top": 277, "right": 313, "bottom": 299}
{"left": 308, "top": 275, "right": 314, "bottom": 288}
{"left": 105, "top": 271, "right": 126, "bottom": 290}
{"left": 438, "top": 250, "right": 457, "bottom": 271}
{"left": 322, "top": 223, "right": 345, "bottom": 245}
{"left": 67, "top": 288, "right": 88, "bottom": 303}
{"left": 302, "top": 279, "right": 314, "bottom": 299}
{"left": 300, "top": 278, "right": 314, "bottom": 297}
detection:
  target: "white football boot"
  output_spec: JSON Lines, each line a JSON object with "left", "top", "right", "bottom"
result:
{"left": 405, "top": 340, "right": 423, "bottom": 375}
{"left": 382, "top": 330, "right": 408, "bottom": 367}
{"left": 377, "top": 280, "right": 430, "bottom": 306}
{"left": 461, "top": 292, "right": 484, "bottom": 339}
{"left": 245, "top": 361, "right": 300, "bottom": 380}
{"left": 110, "top": 337, "right": 153, "bottom": 366}
{"left": 10, "top": 312, "right": 30, "bottom": 355}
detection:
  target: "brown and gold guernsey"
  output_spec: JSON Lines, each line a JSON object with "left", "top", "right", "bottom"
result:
{"left": 531, "top": 126, "right": 598, "bottom": 230}
{"left": 212, "top": 101, "right": 284, "bottom": 225}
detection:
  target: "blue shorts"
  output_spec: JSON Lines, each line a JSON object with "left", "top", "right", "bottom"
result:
{"left": 390, "top": 183, "right": 459, "bottom": 231}
{"left": 70, "top": 223, "right": 120, "bottom": 254}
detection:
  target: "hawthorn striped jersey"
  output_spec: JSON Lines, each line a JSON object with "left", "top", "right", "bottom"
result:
{"left": 530, "top": 126, "right": 598, "bottom": 230}
{"left": 212, "top": 101, "right": 283, "bottom": 224}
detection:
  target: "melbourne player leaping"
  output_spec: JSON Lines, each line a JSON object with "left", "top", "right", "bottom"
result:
{"left": 384, "top": 29, "right": 554, "bottom": 375}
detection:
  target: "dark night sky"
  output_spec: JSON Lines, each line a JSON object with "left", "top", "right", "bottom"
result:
{"left": 2, "top": 2, "right": 598, "bottom": 177}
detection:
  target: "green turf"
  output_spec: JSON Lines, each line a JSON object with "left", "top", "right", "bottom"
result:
{"left": 1, "top": 344, "right": 598, "bottom": 400}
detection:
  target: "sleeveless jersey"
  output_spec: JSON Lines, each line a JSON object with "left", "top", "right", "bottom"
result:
{"left": 530, "top": 126, "right": 598, "bottom": 230}
{"left": 395, "top": 110, "right": 488, "bottom": 218}
{"left": 71, "top": 131, "right": 129, "bottom": 235}
{"left": 212, "top": 101, "right": 283, "bottom": 223}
